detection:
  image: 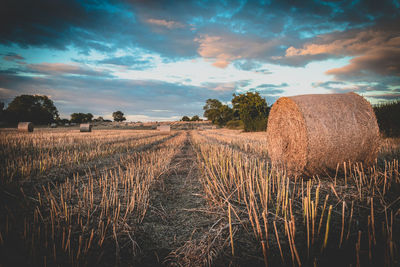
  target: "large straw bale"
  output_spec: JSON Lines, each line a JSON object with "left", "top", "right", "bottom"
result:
{"left": 80, "top": 123, "right": 92, "bottom": 132}
{"left": 157, "top": 125, "right": 170, "bottom": 134}
{"left": 50, "top": 123, "right": 57, "bottom": 128}
{"left": 18, "top": 122, "right": 34, "bottom": 132}
{"left": 266, "top": 92, "right": 380, "bottom": 176}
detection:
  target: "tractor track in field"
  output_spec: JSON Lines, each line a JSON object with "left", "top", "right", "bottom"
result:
{"left": 134, "top": 132, "right": 227, "bottom": 266}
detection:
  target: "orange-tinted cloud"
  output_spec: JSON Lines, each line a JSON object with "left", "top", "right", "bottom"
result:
{"left": 195, "top": 34, "right": 279, "bottom": 68}
{"left": 286, "top": 30, "right": 400, "bottom": 79}
{"left": 326, "top": 47, "right": 400, "bottom": 78}
{"left": 286, "top": 30, "right": 398, "bottom": 57}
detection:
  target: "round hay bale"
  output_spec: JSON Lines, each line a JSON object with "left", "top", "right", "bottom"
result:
{"left": 80, "top": 123, "right": 92, "bottom": 132}
{"left": 18, "top": 122, "right": 34, "bottom": 132}
{"left": 50, "top": 123, "right": 57, "bottom": 128}
{"left": 266, "top": 92, "right": 380, "bottom": 176}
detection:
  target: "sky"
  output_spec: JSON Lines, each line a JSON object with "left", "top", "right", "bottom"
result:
{"left": 0, "top": 0, "right": 399, "bottom": 121}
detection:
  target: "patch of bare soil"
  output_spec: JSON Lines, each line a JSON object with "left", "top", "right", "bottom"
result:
{"left": 134, "top": 132, "right": 228, "bottom": 266}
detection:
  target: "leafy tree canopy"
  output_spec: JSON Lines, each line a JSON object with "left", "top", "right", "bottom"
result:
{"left": 70, "top": 113, "right": 93, "bottom": 123}
{"left": 374, "top": 100, "right": 400, "bottom": 137}
{"left": 231, "top": 92, "right": 269, "bottom": 132}
{"left": 6, "top": 95, "right": 59, "bottom": 124}
{"left": 112, "top": 111, "right": 126, "bottom": 122}
{"left": 181, "top": 115, "right": 190, "bottom": 121}
{"left": 203, "top": 99, "right": 233, "bottom": 126}
{"left": 191, "top": 115, "right": 200, "bottom": 121}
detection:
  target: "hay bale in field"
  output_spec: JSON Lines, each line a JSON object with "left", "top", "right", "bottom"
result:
{"left": 266, "top": 92, "right": 380, "bottom": 176}
{"left": 80, "top": 123, "right": 92, "bottom": 132}
{"left": 157, "top": 125, "right": 170, "bottom": 134}
{"left": 50, "top": 123, "right": 57, "bottom": 128}
{"left": 18, "top": 122, "right": 34, "bottom": 132}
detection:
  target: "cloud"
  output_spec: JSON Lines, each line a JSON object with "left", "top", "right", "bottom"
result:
{"left": 195, "top": 33, "right": 280, "bottom": 68}
{"left": 257, "top": 82, "right": 288, "bottom": 89}
{"left": 202, "top": 80, "right": 251, "bottom": 92}
{"left": 26, "top": 63, "right": 112, "bottom": 77}
{"left": 97, "top": 55, "right": 154, "bottom": 69}
{"left": 0, "top": 71, "right": 232, "bottom": 119}
{"left": 367, "top": 93, "right": 400, "bottom": 101}
{"left": 2, "top": 52, "right": 24, "bottom": 61}
{"left": 325, "top": 47, "right": 400, "bottom": 78}
{"left": 146, "top": 18, "right": 185, "bottom": 29}
{"left": 249, "top": 83, "right": 288, "bottom": 95}
{"left": 284, "top": 26, "right": 400, "bottom": 78}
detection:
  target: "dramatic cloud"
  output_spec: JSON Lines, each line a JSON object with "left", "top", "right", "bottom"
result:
{"left": 146, "top": 18, "right": 185, "bottom": 29}
{"left": 285, "top": 26, "right": 400, "bottom": 79}
{"left": 326, "top": 47, "right": 400, "bottom": 78}
{"left": 195, "top": 33, "right": 280, "bottom": 68}
{"left": 0, "top": 0, "right": 399, "bottom": 118}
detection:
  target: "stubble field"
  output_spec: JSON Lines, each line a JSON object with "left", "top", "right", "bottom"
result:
{"left": 0, "top": 128, "right": 399, "bottom": 266}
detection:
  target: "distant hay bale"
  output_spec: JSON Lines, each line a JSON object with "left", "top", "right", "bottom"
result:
{"left": 266, "top": 92, "right": 380, "bottom": 176}
{"left": 157, "top": 125, "right": 170, "bottom": 134}
{"left": 80, "top": 123, "right": 92, "bottom": 132}
{"left": 50, "top": 123, "right": 57, "bottom": 128}
{"left": 18, "top": 122, "right": 34, "bottom": 132}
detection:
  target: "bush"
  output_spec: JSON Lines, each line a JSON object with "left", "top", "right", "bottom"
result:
{"left": 226, "top": 120, "right": 244, "bottom": 130}
{"left": 374, "top": 100, "right": 400, "bottom": 137}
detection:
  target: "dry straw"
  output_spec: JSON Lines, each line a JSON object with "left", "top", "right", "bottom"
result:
{"left": 80, "top": 123, "right": 92, "bottom": 132}
{"left": 18, "top": 122, "right": 34, "bottom": 132}
{"left": 157, "top": 125, "right": 171, "bottom": 135}
{"left": 266, "top": 92, "right": 380, "bottom": 176}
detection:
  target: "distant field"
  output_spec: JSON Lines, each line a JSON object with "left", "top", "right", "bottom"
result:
{"left": 0, "top": 128, "right": 399, "bottom": 266}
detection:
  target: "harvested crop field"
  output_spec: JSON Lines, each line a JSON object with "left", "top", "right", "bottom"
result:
{"left": 0, "top": 128, "right": 399, "bottom": 266}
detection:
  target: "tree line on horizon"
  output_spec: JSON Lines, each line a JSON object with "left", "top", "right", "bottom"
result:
{"left": 0, "top": 93, "right": 399, "bottom": 136}
{"left": 0, "top": 95, "right": 127, "bottom": 124}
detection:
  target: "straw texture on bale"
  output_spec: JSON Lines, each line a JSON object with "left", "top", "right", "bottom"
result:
{"left": 157, "top": 125, "right": 170, "bottom": 134}
{"left": 266, "top": 92, "right": 380, "bottom": 176}
{"left": 80, "top": 123, "right": 92, "bottom": 132}
{"left": 18, "top": 122, "right": 34, "bottom": 132}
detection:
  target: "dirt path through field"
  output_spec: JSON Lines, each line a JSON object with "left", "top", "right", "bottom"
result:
{"left": 135, "top": 132, "right": 221, "bottom": 266}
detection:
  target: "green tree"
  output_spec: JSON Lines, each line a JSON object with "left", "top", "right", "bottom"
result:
{"left": 203, "top": 99, "right": 222, "bottom": 123}
{"left": 374, "top": 100, "right": 400, "bottom": 137}
{"left": 112, "top": 111, "right": 126, "bottom": 122}
{"left": 216, "top": 105, "right": 233, "bottom": 126}
{"left": 203, "top": 99, "right": 233, "bottom": 126}
{"left": 94, "top": 116, "right": 104, "bottom": 122}
{"left": 0, "top": 102, "right": 5, "bottom": 121}
{"left": 191, "top": 115, "right": 200, "bottom": 121}
{"left": 181, "top": 115, "right": 190, "bottom": 121}
{"left": 231, "top": 92, "right": 269, "bottom": 132}
{"left": 6, "top": 95, "right": 59, "bottom": 124}
{"left": 70, "top": 113, "right": 93, "bottom": 123}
